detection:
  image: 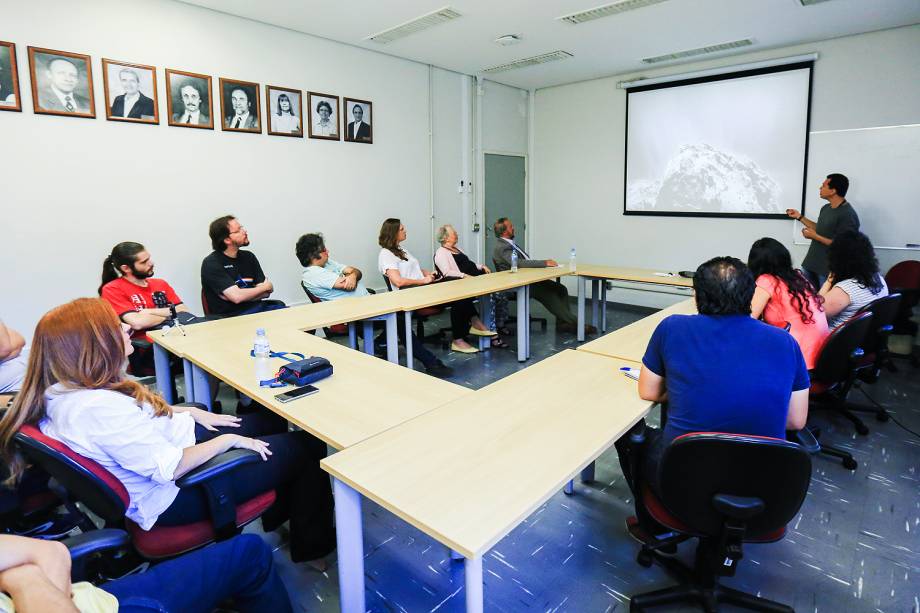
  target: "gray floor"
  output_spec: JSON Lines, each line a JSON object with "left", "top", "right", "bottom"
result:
{"left": 232, "top": 301, "right": 920, "bottom": 613}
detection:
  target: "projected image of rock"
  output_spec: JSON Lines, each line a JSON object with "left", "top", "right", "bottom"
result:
{"left": 627, "top": 144, "right": 781, "bottom": 214}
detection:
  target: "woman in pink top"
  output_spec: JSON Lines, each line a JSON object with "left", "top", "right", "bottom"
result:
{"left": 748, "top": 238, "right": 829, "bottom": 369}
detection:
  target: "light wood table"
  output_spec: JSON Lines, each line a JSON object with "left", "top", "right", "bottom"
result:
{"left": 578, "top": 297, "right": 698, "bottom": 362}
{"left": 574, "top": 265, "right": 694, "bottom": 341}
{"left": 166, "top": 326, "right": 470, "bottom": 449}
{"left": 391, "top": 268, "right": 573, "bottom": 364}
{"left": 321, "top": 349, "right": 653, "bottom": 612}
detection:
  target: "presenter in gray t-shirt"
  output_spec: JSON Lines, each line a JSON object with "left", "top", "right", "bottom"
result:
{"left": 786, "top": 172, "right": 860, "bottom": 288}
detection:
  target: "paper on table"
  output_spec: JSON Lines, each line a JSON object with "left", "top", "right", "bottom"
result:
{"left": 620, "top": 366, "right": 640, "bottom": 381}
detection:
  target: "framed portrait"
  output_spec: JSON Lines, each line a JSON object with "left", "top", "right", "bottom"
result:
{"left": 219, "top": 77, "right": 260, "bottom": 134}
{"left": 266, "top": 85, "right": 303, "bottom": 137}
{"left": 102, "top": 59, "right": 158, "bottom": 124}
{"left": 307, "top": 91, "right": 339, "bottom": 141}
{"left": 0, "top": 41, "right": 21, "bottom": 112}
{"left": 343, "top": 97, "right": 372, "bottom": 144}
{"left": 165, "top": 69, "right": 213, "bottom": 129}
{"left": 28, "top": 46, "right": 95, "bottom": 118}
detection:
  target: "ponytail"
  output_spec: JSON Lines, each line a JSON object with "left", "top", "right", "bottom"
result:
{"left": 98, "top": 242, "right": 145, "bottom": 295}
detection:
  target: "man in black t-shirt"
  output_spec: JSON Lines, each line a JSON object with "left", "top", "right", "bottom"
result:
{"left": 201, "top": 215, "right": 286, "bottom": 317}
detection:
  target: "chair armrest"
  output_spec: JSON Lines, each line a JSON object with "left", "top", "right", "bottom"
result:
{"left": 176, "top": 449, "right": 262, "bottom": 488}
{"left": 131, "top": 339, "right": 152, "bottom": 351}
{"left": 64, "top": 529, "right": 131, "bottom": 562}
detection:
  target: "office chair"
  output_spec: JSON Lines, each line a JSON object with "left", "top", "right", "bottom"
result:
{"left": 14, "top": 413, "right": 276, "bottom": 560}
{"left": 884, "top": 261, "right": 920, "bottom": 367}
{"left": 301, "top": 283, "right": 349, "bottom": 337}
{"left": 491, "top": 259, "right": 548, "bottom": 333}
{"left": 381, "top": 275, "right": 449, "bottom": 345}
{"left": 628, "top": 431, "right": 811, "bottom": 612}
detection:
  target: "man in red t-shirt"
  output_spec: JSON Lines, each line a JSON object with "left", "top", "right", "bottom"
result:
{"left": 99, "top": 242, "right": 192, "bottom": 343}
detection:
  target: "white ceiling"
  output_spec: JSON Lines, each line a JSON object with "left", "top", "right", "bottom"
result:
{"left": 179, "top": 0, "right": 920, "bottom": 90}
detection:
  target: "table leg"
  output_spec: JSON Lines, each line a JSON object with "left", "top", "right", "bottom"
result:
{"left": 600, "top": 283, "right": 608, "bottom": 332}
{"left": 182, "top": 359, "right": 194, "bottom": 403}
{"left": 577, "top": 276, "right": 586, "bottom": 342}
{"left": 591, "top": 280, "right": 600, "bottom": 328}
{"left": 403, "top": 311, "right": 414, "bottom": 370}
{"left": 152, "top": 344, "right": 174, "bottom": 404}
{"left": 385, "top": 313, "right": 399, "bottom": 365}
{"left": 516, "top": 285, "right": 527, "bottom": 362}
{"left": 525, "top": 286, "right": 532, "bottom": 359}
{"left": 464, "top": 555, "right": 483, "bottom": 613}
{"left": 362, "top": 321, "right": 374, "bottom": 356}
{"left": 191, "top": 364, "right": 212, "bottom": 411}
{"left": 348, "top": 322, "right": 357, "bottom": 350}
{"left": 581, "top": 461, "right": 596, "bottom": 483}
{"left": 564, "top": 480, "right": 574, "bottom": 495}
{"left": 333, "top": 479, "right": 366, "bottom": 613}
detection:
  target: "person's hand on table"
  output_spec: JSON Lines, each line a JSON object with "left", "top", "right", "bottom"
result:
{"left": 189, "top": 407, "right": 241, "bottom": 431}
{"left": 545, "top": 259, "right": 559, "bottom": 267}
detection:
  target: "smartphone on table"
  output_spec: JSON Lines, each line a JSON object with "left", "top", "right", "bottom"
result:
{"left": 274, "top": 384, "right": 319, "bottom": 403}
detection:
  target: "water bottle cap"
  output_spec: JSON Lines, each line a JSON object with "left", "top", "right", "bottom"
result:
{"left": 256, "top": 327, "right": 265, "bottom": 335}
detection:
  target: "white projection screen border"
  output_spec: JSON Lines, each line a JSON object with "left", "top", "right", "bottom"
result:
{"left": 623, "top": 61, "right": 814, "bottom": 220}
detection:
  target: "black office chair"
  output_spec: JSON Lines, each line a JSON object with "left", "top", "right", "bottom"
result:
{"left": 809, "top": 311, "right": 876, "bottom": 437}
{"left": 885, "top": 260, "right": 920, "bottom": 368}
{"left": 628, "top": 432, "right": 811, "bottom": 612}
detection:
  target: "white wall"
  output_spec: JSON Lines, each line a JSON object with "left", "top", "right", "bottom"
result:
{"left": 1, "top": 0, "right": 528, "bottom": 339}
{"left": 532, "top": 25, "right": 920, "bottom": 306}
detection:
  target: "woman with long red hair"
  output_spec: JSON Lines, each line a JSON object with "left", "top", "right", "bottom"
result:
{"left": 0, "top": 298, "right": 334, "bottom": 566}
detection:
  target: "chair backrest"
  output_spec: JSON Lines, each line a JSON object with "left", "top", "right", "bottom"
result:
{"left": 301, "top": 282, "right": 322, "bottom": 304}
{"left": 14, "top": 425, "right": 129, "bottom": 524}
{"left": 810, "top": 311, "right": 874, "bottom": 384}
{"left": 854, "top": 293, "right": 902, "bottom": 353}
{"left": 200, "top": 288, "right": 212, "bottom": 316}
{"left": 382, "top": 274, "right": 393, "bottom": 292}
{"left": 885, "top": 260, "right": 920, "bottom": 292}
{"left": 658, "top": 432, "right": 811, "bottom": 536}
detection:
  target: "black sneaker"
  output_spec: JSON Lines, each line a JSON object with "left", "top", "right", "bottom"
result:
{"left": 425, "top": 361, "right": 454, "bottom": 377}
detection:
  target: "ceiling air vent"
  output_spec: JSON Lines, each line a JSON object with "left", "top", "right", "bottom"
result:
{"left": 558, "top": 0, "right": 670, "bottom": 25}
{"left": 799, "top": 0, "right": 834, "bottom": 5}
{"left": 641, "top": 38, "right": 753, "bottom": 64}
{"left": 366, "top": 7, "right": 461, "bottom": 44}
{"left": 482, "top": 51, "right": 574, "bottom": 74}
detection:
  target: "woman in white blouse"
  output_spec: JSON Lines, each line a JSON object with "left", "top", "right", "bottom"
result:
{"left": 0, "top": 298, "right": 335, "bottom": 567}
{"left": 378, "top": 218, "right": 494, "bottom": 353}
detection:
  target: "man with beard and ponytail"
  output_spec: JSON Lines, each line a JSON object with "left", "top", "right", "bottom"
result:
{"left": 99, "top": 242, "right": 192, "bottom": 343}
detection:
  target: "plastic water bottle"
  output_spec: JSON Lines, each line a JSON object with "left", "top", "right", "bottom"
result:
{"left": 253, "top": 328, "right": 272, "bottom": 385}
{"left": 510, "top": 249, "right": 518, "bottom": 273}
{"left": 569, "top": 248, "right": 577, "bottom": 272}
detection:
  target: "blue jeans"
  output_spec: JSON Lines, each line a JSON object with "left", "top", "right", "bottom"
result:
{"left": 102, "top": 534, "right": 293, "bottom": 613}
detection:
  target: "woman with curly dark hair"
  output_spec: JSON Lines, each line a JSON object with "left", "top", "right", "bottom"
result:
{"left": 748, "top": 237, "right": 828, "bottom": 368}
{"left": 821, "top": 230, "right": 888, "bottom": 328}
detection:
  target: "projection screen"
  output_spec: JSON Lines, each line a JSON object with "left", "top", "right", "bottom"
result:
{"left": 624, "top": 62, "right": 813, "bottom": 219}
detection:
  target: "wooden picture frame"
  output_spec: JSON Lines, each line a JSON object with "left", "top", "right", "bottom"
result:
{"left": 343, "top": 97, "right": 372, "bottom": 144}
{"left": 265, "top": 85, "right": 303, "bottom": 137}
{"left": 307, "top": 91, "right": 340, "bottom": 141}
{"left": 28, "top": 46, "right": 95, "bottom": 118}
{"left": 219, "top": 77, "right": 261, "bottom": 134}
{"left": 165, "top": 69, "right": 213, "bottom": 129}
{"left": 102, "top": 59, "right": 159, "bottom": 124}
{"left": 0, "top": 41, "right": 22, "bottom": 112}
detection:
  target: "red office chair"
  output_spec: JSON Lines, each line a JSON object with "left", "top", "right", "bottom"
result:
{"left": 381, "top": 275, "right": 448, "bottom": 345}
{"left": 14, "top": 422, "right": 275, "bottom": 559}
{"left": 884, "top": 260, "right": 920, "bottom": 367}
{"left": 629, "top": 432, "right": 811, "bottom": 612}
{"left": 301, "top": 283, "right": 349, "bottom": 336}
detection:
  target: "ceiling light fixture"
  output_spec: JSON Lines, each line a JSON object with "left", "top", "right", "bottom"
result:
{"left": 366, "top": 6, "right": 461, "bottom": 44}
{"left": 482, "top": 51, "right": 573, "bottom": 74}
{"left": 641, "top": 38, "right": 754, "bottom": 64}
{"left": 558, "top": 0, "right": 670, "bottom": 25}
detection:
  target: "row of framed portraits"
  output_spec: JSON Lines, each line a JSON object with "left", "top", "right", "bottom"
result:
{"left": 0, "top": 41, "right": 374, "bottom": 143}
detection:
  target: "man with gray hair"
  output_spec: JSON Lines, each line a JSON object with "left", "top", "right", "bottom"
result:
{"left": 110, "top": 68, "right": 155, "bottom": 119}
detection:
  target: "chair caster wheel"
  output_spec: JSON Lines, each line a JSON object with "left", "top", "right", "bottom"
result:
{"left": 637, "top": 550, "right": 653, "bottom": 568}
{"left": 843, "top": 457, "right": 857, "bottom": 470}
{"left": 856, "top": 424, "right": 869, "bottom": 435}
{"left": 876, "top": 412, "right": 890, "bottom": 422}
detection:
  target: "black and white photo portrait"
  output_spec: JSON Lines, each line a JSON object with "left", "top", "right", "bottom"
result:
{"left": 28, "top": 46, "right": 95, "bottom": 118}
{"left": 343, "top": 97, "right": 372, "bottom": 144}
{"left": 220, "top": 78, "right": 260, "bottom": 133}
{"left": 307, "top": 92, "right": 339, "bottom": 141}
{"left": 0, "top": 41, "right": 21, "bottom": 112}
{"left": 165, "top": 69, "right": 213, "bottom": 129}
{"left": 102, "top": 59, "right": 158, "bottom": 124}
{"left": 266, "top": 85, "right": 303, "bottom": 137}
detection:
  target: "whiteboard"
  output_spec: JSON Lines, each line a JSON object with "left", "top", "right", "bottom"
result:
{"left": 803, "top": 124, "right": 920, "bottom": 250}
